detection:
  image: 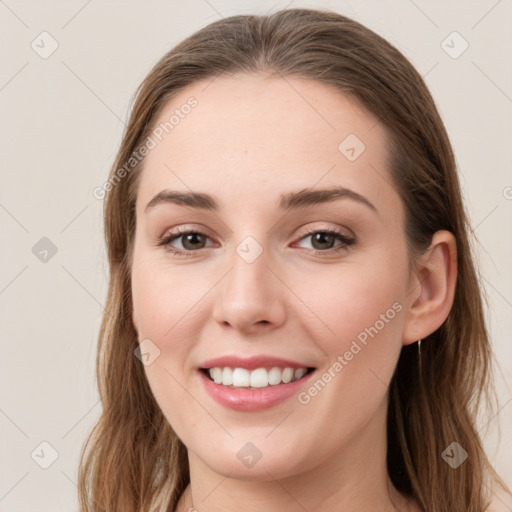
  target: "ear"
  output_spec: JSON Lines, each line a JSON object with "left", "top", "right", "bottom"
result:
{"left": 402, "top": 230, "right": 458, "bottom": 346}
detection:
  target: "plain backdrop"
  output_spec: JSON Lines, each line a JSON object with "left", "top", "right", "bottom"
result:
{"left": 0, "top": 1, "right": 511, "bottom": 510}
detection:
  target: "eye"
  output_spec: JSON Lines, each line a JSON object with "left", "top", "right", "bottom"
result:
{"left": 157, "top": 228, "right": 214, "bottom": 255}
{"left": 294, "top": 228, "right": 355, "bottom": 253}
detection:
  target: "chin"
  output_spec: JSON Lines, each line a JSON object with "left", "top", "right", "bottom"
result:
{"left": 188, "top": 435, "right": 319, "bottom": 482}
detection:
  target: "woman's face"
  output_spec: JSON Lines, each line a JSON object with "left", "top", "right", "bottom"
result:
{"left": 131, "top": 73, "right": 418, "bottom": 480}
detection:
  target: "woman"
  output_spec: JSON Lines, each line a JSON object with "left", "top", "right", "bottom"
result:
{"left": 79, "top": 8, "right": 511, "bottom": 512}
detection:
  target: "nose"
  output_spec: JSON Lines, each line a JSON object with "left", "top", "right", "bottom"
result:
{"left": 212, "top": 245, "right": 287, "bottom": 334}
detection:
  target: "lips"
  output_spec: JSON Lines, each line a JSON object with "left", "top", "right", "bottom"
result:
{"left": 199, "top": 355, "right": 313, "bottom": 371}
{"left": 199, "top": 355, "right": 315, "bottom": 387}
{"left": 198, "top": 355, "right": 316, "bottom": 411}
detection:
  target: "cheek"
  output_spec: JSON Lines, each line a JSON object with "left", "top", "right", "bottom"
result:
{"left": 131, "top": 253, "right": 210, "bottom": 341}
{"left": 293, "top": 249, "right": 407, "bottom": 406}
{"left": 131, "top": 256, "right": 207, "bottom": 436}
{"left": 130, "top": 250, "right": 217, "bottom": 394}
{"left": 295, "top": 250, "right": 406, "bottom": 348}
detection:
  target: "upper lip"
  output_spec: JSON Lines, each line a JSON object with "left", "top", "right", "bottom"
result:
{"left": 199, "top": 355, "right": 314, "bottom": 370}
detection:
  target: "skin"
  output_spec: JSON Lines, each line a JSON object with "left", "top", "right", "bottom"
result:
{"left": 130, "top": 73, "right": 457, "bottom": 511}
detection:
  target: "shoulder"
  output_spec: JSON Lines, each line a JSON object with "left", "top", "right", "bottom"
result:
{"left": 485, "top": 483, "right": 512, "bottom": 512}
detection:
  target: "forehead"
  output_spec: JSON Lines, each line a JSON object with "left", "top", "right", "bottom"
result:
{"left": 136, "top": 73, "right": 399, "bottom": 219}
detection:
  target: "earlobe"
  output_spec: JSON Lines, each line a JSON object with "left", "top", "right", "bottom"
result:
{"left": 402, "top": 230, "right": 458, "bottom": 346}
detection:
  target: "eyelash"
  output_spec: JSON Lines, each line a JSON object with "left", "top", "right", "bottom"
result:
{"left": 156, "top": 227, "right": 355, "bottom": 257}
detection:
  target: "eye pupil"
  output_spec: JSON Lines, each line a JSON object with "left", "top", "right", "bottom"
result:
{"left": 183, "top": 233, "right": 205, "bottom": 250}
{"left": 312, "top": 232, "right": 335, "bottom": 250}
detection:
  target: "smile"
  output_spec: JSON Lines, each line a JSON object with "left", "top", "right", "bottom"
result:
{"left": 204, "top": 366, "right": 313, "bottom": 388}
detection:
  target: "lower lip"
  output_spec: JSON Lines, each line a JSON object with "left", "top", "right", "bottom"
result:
{"left": 199, "top": 370, "right": 316, "bottom": 411}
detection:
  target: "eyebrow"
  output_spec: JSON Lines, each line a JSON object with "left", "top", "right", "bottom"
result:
{"left": 144, "top": 186, "right": 378, "bottom": 214}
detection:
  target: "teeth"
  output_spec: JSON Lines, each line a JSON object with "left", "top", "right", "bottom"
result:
{"left": 294, "top": 368, "right": 307, "bottom": 380}
{"left": 211, "top": 367, "right": 222, "bottom": 384}
{"left": 221, "top": 367, "right": 233, "bottom": 386}
{"left": 207, "top": 366, "right": 309, "bottom": 388}
{"left": 268, "top": 367, "right": 282, "bottom": 385}
{"left": 232, "top": 368, "right": 250, "bottom": 387}
{"left": 249, "top": 368, "right": 268, "bottom": 388}
{"left": 281, "top": 367, "right": 294, "bottom": 384}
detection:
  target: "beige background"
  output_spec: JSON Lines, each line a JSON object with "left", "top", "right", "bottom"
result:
{"left": 1, "top": 1, "right": 511, "bottom": 510}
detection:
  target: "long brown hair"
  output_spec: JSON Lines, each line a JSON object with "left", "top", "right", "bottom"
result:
{"left": 79, "top": 8, "right": 508, "bottom": 511}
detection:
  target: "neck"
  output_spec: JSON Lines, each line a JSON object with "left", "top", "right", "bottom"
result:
{"left": 174, "top": 398, "right": 414, "bottom": 512}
